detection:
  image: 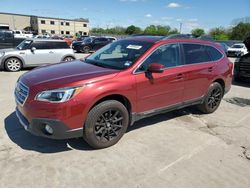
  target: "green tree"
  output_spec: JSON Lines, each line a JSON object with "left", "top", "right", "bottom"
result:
{"left": 144, "top": 25, "right": 157, "bottom": 35}
{"left": 230, "top": 23, "right": 250, "bottom": 40}
{"left": 209, "top": 27, "right": 229, "bottom": 40}
{"left": 125, "top": 25, "right": 142, "bottom": 35}
{"left": 191, "top": 28, "right": 205, "bottom": 37}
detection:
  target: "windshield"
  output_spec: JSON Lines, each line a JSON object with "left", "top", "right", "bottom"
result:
{"left": 232, "top": 44, "right": 244, "bottom": 48}
{"left": 16, "top": 40, "right": 32, "bottom": 50}
{"left": 85, "top": 40, "right": 153, "bottom": 70}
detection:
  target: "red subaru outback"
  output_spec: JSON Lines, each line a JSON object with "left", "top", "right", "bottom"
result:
{"left": 15, "top": 36, "right": 232, "bottom": 149}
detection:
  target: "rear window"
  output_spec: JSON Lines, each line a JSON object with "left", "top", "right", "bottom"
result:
{"left": 205, "top": 46, "right": 223, "bottom": 61}
{"left": 183, "top": 43, "right": 211, "bottom": 64}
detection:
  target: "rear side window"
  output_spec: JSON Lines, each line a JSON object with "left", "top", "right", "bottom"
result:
{"left": 183, "top": 43, "right": 211, "bottom": 64}
{"left": 32, "top": 41, "right": 54, "bottom": 49}
{"left": 32, "top": 41, "right": 69, "bottom": 49}
{"left": 53, "top": 42, "right": 70, "bottom": 49}
{"left": 205, "top": 46, "right": 223, "bottom": 61}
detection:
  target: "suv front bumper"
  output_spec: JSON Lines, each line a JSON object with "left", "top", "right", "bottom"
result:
{"left": 16, "top": 108, "right": 83, "bottom": 139}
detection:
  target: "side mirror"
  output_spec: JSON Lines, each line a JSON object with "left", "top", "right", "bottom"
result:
{"left": 147, "top": 63, "right": 165, "bottom": 73}
{"left": 31, "top": 47, "right": 36, "bottom": 52}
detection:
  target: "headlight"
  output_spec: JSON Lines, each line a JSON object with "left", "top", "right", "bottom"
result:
{"left": 0, "top": 52, "right": 5, "bottom": 57}
{"left": 35, "top": 86, "right": 83, "bottom": 103}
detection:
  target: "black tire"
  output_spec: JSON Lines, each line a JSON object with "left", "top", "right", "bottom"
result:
{"left": 5, "top": 57, "right": 22, "bottom": 72}
{"left": 83, "top": 46, "right": 91, "bottom": 53}
{"left": 197, "top": 82, "right": 223, "bottom": 114}
{"left": 83, "top": 100, "right": 129, "bottom": 149}
{"left": 63, "top": 56, "right": 75, "bottom": 62}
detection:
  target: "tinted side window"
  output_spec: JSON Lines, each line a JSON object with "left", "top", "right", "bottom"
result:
{"left": 53, "top": 42, "right": 70, "bottom": 49}
{"left": 138, "top": 43, "right": 180, "bottom": 72}
{"left": 183, "top": 44, "right": 211, "bottom": 64}
{"left": 205, "top": 46, "right": 223, "bottom": 61}
{"left": 5, "top": 32, "right": 13, "bottom": 39}
{"left": 32, "top": 41, "right": 53, "bottom": 49}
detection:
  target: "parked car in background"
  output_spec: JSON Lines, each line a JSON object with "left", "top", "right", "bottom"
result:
{"left": 218, "top": 42, "right": 230, "bottom": 53}
{"left": 63, "top": 36, "right": 74, "bottom": 46}
{"left": 227, "top": 43, "right": 248, "bottom": 57}
{"left": 234, "top": 37, "right": 250, "bottom": 82}
{"left": 72, "top": 36, "right": 111, "bottom": 53}
{"left": 13, "top": 30, "right": 33, "bottom": 38}
{"left": 105, "top": 36, "right": 117, "bottom": 42}
{"left": 0, "top": 30, "right": 25, "bottom": 49}
{"left": 0, "top": 39, "right": 75, "bottom": 72}
{"left": 15, "top": 36, "right": 232, "bottom": 149}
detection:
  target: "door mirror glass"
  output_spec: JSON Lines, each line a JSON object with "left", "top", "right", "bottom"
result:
{"left": 147, "top": 63, "right": 165, "bottom": 73}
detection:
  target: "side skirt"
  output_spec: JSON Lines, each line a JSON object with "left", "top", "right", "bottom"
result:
{"left": 130, "top": 96, "right": 204, "bottom": 125}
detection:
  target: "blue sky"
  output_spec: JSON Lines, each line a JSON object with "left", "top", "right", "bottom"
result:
{"left": 0, "top": 0, "right": 249, "bottom": 32}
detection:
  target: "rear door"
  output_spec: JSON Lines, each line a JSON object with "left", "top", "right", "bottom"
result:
{"left": 135, "top": 43, "right": 185, "bottom": 112}
{"left": 52, "top": 42, "right": 71, "bottom": 62}
{"left": 181, "top": 43, "right": 215, "bottom": 101}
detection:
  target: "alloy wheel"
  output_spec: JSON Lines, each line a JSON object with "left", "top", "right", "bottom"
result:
{"left": 94, "top": 109, "right": 124, "bottom": 142}
{"left": 6, "top": 58, "right": 21, "bottom": 72}
{"left": 207, "top": 88, "right": 222, "bottom": 110}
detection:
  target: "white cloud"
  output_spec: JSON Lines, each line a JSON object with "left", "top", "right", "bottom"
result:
{"left": 145, "top": 14, "right": 152, "bottom": 18}
{"left": 167, "top": 2, "right": 181, "bottom": 8}
{"left": 188, "top": 18, "right": 198, "bottom": 22}
{"left": 161, "top": 17, "right": 174, "bottom": 21}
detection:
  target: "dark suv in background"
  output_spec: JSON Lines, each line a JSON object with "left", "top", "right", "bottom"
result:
{"left": 234, "top": 36, "right": 250, "bottom": 82}
{"left": 72, "top": 36, "right": 111, "bottom": 53}
{"left": 0, "top": 30, "right": 25, "bottom": 49}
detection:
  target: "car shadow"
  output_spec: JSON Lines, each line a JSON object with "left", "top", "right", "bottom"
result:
{"left": 5, "top": 107, "right": 201, "bottom": 153}
{"left": 4, "top": 112, "right": 93, "bottom": 153}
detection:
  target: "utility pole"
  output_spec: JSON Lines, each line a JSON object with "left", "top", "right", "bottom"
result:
{"left": 179, "top": 22, "right": 182, "bottom": 34}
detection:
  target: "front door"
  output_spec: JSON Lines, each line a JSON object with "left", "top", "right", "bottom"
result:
{"left": 135, "top": 43, "right": 185, "bottom": 113}
{"left": 26, "top": 41, "right": 57, "bottom": 66}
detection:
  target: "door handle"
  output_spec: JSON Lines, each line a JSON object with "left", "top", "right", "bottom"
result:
{"left": 208, "top": 67, "right": 213, "bottom": 72}
{"left": 49, "top": 51, "right": 54, "bottom": 54}
{"left": 176, "top": 73, "right": 183, "bottom": 80}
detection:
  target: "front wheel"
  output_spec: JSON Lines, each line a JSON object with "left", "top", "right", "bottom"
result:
{"left": 5, "top": 58, "right": 22, "bottom": 72}
{"left": 197, "top": 82, "right": 223, "bottom": 114}
{"left": 83, "top": 100, "right": 129, "bottom": 149}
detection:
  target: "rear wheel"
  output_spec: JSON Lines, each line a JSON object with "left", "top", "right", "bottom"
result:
{"left": 5, "top": 57, "right": 22, "bottom": 72}
{"left": 198, "top": 82, "right": 223, "bottom": 114}
{"left": 63, "top": 56, "right": 75, "bottom": 62}
{"left": 83, "top": 100, "right": 129, "bottom": 149}
{"left": 83, "top": 46, "right": 91, "bottom": 53}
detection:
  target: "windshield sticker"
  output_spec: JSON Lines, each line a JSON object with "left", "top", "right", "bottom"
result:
{"left": 127, "top": 45, "right": 142, "bottom": 50}
{"left": 124, "top": 61, "right": 132, "bottom": 67}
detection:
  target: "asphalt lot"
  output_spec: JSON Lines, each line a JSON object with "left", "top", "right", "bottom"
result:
{"left": 0, "top": 56, "right": 250, "bottom": 188}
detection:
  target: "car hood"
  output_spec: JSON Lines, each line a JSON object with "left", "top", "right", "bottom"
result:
{"left": 20, "top": 60, "right": 120, "bottom": 89}
{"left": 0, "top": 48, "right": 17, "bottom": 53}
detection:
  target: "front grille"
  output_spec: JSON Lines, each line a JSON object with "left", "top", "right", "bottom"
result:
{"left": 15, "top": 81, "right": 29, "bottom": 105}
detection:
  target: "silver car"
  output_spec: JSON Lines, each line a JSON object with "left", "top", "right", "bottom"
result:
{"left": 0, "top": 39, "right": 75, "bottom": 72}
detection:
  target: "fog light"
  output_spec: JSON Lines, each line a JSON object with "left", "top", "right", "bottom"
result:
{"left": 45, "top": 124, "right": 53, "bottom": 135}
